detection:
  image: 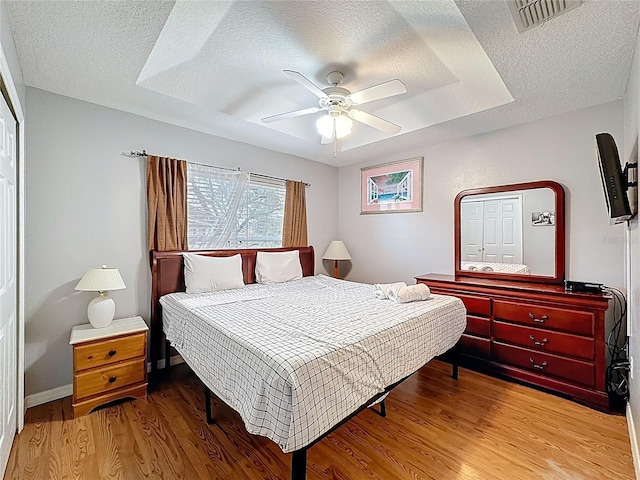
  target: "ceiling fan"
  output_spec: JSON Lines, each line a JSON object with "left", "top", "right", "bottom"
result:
{"left": 261, "top": 70, "right": 407, "bottom": 147}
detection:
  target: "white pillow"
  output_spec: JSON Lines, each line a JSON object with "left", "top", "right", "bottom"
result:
{"left": 255, "top": 250, "right": 303, "bottom": 284}
{"left": 183, "top": 253, "right": 245, "bottom": 293}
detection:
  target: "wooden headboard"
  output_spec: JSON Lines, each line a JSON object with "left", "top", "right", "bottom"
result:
{"left": 150, "top": 246, "right": 315, "bottom": 376}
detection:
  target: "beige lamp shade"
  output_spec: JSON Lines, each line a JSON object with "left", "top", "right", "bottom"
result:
{"left": 323, "top": 241, "right": 351, "bottom": 260}
{"left": 323, "top": 241, "right": 351, "bottom": 279}
{"left": 75, "top": 266, "right": 126, "bottom": 329}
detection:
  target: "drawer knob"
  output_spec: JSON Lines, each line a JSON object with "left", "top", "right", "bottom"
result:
{"left": 108, "top": 350, "right": 117, "bottom": 357}
{"left": 529, "top": 335, "right": 548, "bottom": 346}
{"left": 528, "top": 312, "right": 548, "bottom": 323}
{"left": 529, "top": 358, "right": 548, "bottom": 370}
{"left": 108, "top": 376, "right": 117, "bottom": 383}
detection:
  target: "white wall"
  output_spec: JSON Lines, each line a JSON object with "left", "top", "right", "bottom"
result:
{"left": 624, "top": 19, "right": 640, "bottom": 478}
{"left": 24, "top": 87, "right": 339, "bottom": 397}
{"left": 339, "top": 101, "right": 625, "bottom": 290}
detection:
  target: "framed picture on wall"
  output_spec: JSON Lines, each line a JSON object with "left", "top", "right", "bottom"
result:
{"left": 360, "top": 157, "right": 423, "bottom": 214}
{"left": 532, "top": 211, "right": 555, "bottom": 226}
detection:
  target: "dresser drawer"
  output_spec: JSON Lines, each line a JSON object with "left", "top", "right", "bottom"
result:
{"left": 493, "top": 300, "right": 594, "bottom": 336}
{"left": 493, "top": 321, "right": 594, "bottom": 360}
{"left": 466, "top": 315, "right": 490, "bottom": 337}
{"left": 74, "top": 358, "right": 146, "bottom": 399}
{"left": 456, "top": 294, "right": 491, "bottom": 316}
{"left": 74, "top": 332, "right": 146, "bottom": 372}
{"left": 458, "top": 334, "right": 491, "bottom": 359}
{"left": 493, "top": 342, "right": 595, "bottom": 387}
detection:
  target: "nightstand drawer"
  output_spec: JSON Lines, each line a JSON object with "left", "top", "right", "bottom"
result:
{"left": 74, "top": 332, "right": 146, "bottom": 371}
{"left": 74, "top": 358, "right": 146, "bottom": 399}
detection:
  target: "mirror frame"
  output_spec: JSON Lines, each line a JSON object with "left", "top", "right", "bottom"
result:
{"left": 454, "top": 180, "right": 565, "bottom": 285}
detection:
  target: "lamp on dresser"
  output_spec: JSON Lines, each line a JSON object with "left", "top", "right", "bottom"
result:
{"left": 323, "top": 240, "right": 351, "bottom": 278}
{"left": 75, "top": 266, "right": 126, "bottom": 328}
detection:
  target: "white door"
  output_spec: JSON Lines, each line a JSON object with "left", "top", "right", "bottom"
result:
{"left": 460, "top": 201, "right": 484, "bottom": 261}
{"left": 482, "top": 197, "right": 522, "bottom": 263}
{"left": 0, "top": 91, "right": 17, "bottom": 477}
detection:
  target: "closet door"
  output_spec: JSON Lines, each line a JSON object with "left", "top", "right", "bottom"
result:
{"left": 0, "top": 91, "right": 17, "bottom": 477}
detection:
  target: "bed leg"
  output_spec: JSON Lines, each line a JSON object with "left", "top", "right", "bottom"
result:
{"left": 371, "top": 399, "right": 387, "bottom": 417}
{"left": 452, "top": 360, "right": 459, "bottom": 380}
{"left": 164, "top": 340, "right": 171, "bottom": 372}
{"left": 291, "top": 449, "right": 307, "bottom": 480}
{"left": 204, "top": 388, "right": 214, "bottom": 425}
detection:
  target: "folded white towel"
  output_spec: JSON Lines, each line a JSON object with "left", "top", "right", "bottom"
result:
{"left": 373, "top": 282, "right": 407, "bottom": 300}
{"left": 481, "top": 266, "right": 494, "bottom": 272}
{"left": 389, "top": 284, "right": 431, "bottom": 303}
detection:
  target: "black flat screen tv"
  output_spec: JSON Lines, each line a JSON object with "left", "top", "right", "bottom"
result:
{"left": 596, "top": 132, "right": 632, "bottom": 224}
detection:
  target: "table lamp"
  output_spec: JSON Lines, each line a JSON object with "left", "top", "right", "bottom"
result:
{"left": 75, "top": 265, "right": 126, "bottom": 328}
{"left": 323, "top": 241, "right": 351, "bottom": 279}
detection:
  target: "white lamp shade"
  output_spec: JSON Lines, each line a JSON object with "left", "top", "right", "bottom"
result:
{"left": 323, "top": 241, "right": 351, "bottom": 260}
{"left": 75, "top": 266, "right": 126, "bottom": 292}
{"left": 316, "top": 115, "right": 353, "bottom": 139}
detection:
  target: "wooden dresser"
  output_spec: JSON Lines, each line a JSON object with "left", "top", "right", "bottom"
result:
{"left": 416, "top": 274, "right": 611, "bottom": 411}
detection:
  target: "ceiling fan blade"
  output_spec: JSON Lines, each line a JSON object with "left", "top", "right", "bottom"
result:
{"left": 348, "top": 79, "right": 407, "bottom": 105}
{"left": 284, "top": 70, "right": 328, "bottom": 100}
{"left": 349, "top": 109, "right": 402, "bottom": 135}
{"left": 261, "top": 106, "right": 320, "bottom": 123}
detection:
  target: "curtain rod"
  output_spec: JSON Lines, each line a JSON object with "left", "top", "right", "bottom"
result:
{"left": 127, "top": 150, "right": 310, "bottom": 187}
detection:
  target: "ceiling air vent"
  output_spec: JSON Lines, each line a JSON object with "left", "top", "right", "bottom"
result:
{"left": 507, "top": 0, "right": 582, "bottom": 33}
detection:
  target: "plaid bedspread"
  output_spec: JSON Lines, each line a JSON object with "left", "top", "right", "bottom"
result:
{"left": 160, "top": 275, "right": 466, "bottom": 452}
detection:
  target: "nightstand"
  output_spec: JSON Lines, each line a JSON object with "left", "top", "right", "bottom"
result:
{"left": 70, "top": 316, "right": 148, "bottom": 417}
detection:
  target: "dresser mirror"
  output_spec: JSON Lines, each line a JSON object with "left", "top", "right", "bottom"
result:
{"left": 455, "top": 181, "right": 565, "bottom": 284}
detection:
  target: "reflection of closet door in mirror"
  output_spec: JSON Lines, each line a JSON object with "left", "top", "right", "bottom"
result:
{"left": 455, "top": 181, "right": 565, "bottom": 284}
{"left": 461, "top": 195, "right": 524, "bottom": 264}
{"left": 460, "top": 201, "right": 484, "bottom": 261}
{"left": 482, "top": 196, "right": 522, "bottom": 263}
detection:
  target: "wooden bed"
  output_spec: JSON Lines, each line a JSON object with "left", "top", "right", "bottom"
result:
{"left": 150, "top": 246, "right": 315, "bottom": 377}
{"left": 149, "top": 246, "right": 459, "bottom": 480}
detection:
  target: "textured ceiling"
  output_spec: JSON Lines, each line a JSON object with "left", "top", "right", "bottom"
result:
{"left": 6, "top": 0, "right": 640, "bottom": 166}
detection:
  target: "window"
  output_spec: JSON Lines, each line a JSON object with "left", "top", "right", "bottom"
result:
{"left": 187, "top": 163, "right": 285, "bottom": 249}
{"left": 235, "top": 179, "right": 286, "bottom": 248}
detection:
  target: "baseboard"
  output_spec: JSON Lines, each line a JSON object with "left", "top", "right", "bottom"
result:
{"left": 24, "top": 355, "right": 185, "bottom": 409}
{"left": 627, "top": 402, "right": 640, "bottom": 480}
{"left": 25, "top": 384, "right": 73, "bottom": 409}
{"left": 148, "top": 354, "right": 184, "bottom": 372}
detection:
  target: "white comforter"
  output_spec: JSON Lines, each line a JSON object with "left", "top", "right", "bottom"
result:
{"left": 160, "top": 275, "right": 466, "bottom": 452}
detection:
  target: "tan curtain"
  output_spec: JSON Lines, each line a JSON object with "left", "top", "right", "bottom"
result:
{"left": 146, "top": 156, "right": 188, "bottom": 252}
{"left": 282, "top": 180, "right": 308, "bottom": 247}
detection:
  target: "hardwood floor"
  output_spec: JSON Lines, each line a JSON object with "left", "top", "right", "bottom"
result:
{"left": 5, "top": 360, "right": 635, "bottom": 479}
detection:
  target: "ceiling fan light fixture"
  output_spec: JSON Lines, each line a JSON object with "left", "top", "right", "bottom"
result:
{"left": 316, "top": 114, "right": 353, "bottom": 139}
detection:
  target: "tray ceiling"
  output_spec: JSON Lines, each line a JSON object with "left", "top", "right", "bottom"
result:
{"left": 6, "top": 0, "right": 640, "bottom": 166}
